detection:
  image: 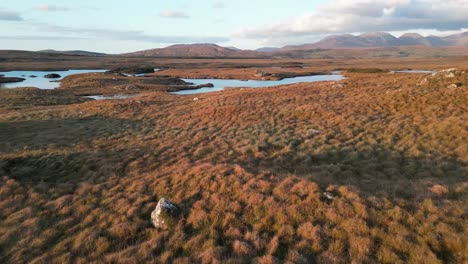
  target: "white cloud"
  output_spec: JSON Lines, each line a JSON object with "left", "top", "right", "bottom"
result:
{"left": 235, "top": 0, "right": 468, "bottom": 42}
{"left": 213, "top": 1, "right": 226, "bottom": 9}
{"left": 159, "top": 11, "right": 189, "bottom": 19}
{"left": 34, "top": 4, "right": 70, "bottom": 12}
{"left": 24, "top": 23, "right": 229, "bottom": 44}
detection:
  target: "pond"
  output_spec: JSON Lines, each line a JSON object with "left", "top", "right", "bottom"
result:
{"left": 173, "top": 73, "right": 345, "bottom": 95}
{"left": 84, "top": 94, "right": 137, "bottom": 100}
{"left": 0, "top": 69, "right": 108, "bottom": 89}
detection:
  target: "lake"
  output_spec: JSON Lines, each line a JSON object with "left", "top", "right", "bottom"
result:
{"left": 174, "top": 73, "right": 345, "bottom": 95}
{"left": 0, "top": 69, "right": 345, "bottom": 96}
{"left": 0, "top": 69, "right": 108, "bottom": 89}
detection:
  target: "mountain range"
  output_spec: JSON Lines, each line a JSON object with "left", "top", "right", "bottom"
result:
{"left": 122, "top": 31, "right": 468, "bottom": 57}
{"left": 35, "top": 31, "right": 468, "bottom": 58}
{"left": 278, "top": 31, "right": 468, "bottom": 51}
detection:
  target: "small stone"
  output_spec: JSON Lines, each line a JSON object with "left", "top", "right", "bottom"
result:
{"left": 307, "top": 129, "right": 321, "bottom": 136}
{"left": 151, "top": 197, "right": 179, "bottom": 229}
{"left": 323, "top": 192, "right": 336, "bottom": 200}
{"left": 447, "top": 84, "right": 458, "bottom": 89}
{"left": 193, "top": 97, "right": 199, "bottom": 101}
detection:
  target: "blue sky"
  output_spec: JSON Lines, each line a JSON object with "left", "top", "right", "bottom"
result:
{"left": 0, "top": 0, "right": 467, "bottom": 53}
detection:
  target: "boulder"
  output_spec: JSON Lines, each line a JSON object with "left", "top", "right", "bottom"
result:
{"left": 44, "top": 73, "right": 61, "bottom": 78}
{"left": 151, "top": 197, "right": 179, "bottom": 229}
{"left": 30, "top": 75, "right": 37, "bottom": 78}
{"left": 447, "top": 83, "right": 459, "bottom": 89}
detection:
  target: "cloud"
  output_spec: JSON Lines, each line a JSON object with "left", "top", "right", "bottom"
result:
{"left": 159, "top": 11, "right": 189, "bottom": 19}
{"left": 0, "top": 10, "right": 23, "bottom": 21}
{"left": 213, "top": 1, "right": 226, "bottom": 8}
{"left": 1, "top": 35, "right": 84, "bottom": 41}
{"left": 34, "top": 4, "right": 70, "bottom": 12}
{"left": 235, "top": 0, "right": 468, "bottom": 41}
{"left": 27, "top": 23, "right": 229, "bottom": 44}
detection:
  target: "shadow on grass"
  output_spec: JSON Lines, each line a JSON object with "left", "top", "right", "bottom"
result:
{"left": 0, "top": 117, "right": 140, "bottom": 153}
{"left": 0, "top": 146, "right": 153, "bottom": 189}
{"left": 236, "top": 146, "right": 467, "bottom": 200}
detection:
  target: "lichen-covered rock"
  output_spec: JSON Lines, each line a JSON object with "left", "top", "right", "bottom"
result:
{"left": 151, "top": 197, "right": 179, "bottom": 229}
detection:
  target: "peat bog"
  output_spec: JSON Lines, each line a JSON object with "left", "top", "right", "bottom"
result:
{"left": 0, "top": 55, "right": 467, "bottom": 263}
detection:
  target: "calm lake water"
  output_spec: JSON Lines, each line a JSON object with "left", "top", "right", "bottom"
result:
{"left": 174, "top": 73, "right": 345, "bottom": 95}
{"left": 0, "top": 69, "right": 108, "bottom": 89}
{"left": 0, "top": 69, "right": 345, "bottom": 95}
{"left": 84, "top": 94, "right": 137, "bottom": 100}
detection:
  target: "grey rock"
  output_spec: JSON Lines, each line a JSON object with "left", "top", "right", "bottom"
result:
{"left": 323, "top": 192, "right": 336, "bottom": 200}
{"left": 151, "top": 197, "right": 179, "bottom": 229}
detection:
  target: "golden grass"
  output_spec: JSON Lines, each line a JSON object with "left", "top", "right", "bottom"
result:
{"left": 0, "top": 68, "right": 467, "bottom": 263}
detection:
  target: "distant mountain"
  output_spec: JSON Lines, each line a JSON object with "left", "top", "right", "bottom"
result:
{"left": 226, "top": 46, "right": 241, "bottom": 51}
{"left": 121, "top": 31, "right": 468, "bottom": 58}
{"left": 39, "top": 50, "right": 107, "bottom": 56}
{"left": 443, "top": 31, "right": 468, "bottom": 46}
{"left": 279, "top": 31, "right": 468, "bottom": 51}
{"left": 256, "top": 47, "right": 280, "bottom": 52}
{"left": 398, "top": 33, "right": 431, "bottom": 46}
{"left": 125, "top": 44, "right": 260, "bottom": 58}
{"left": 359, "top": 32, "right": 399, "bottom": 46}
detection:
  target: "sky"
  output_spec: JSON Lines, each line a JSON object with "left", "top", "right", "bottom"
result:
{"left": 0, "top": 0, "right": 467, "bottom": 53}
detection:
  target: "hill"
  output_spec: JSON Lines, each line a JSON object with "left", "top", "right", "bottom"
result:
{"left": 124, "top": 44, "right": 261, "bottom": 58}
{"left": 39, "top": 50, "right": 107, "bottom": 56}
